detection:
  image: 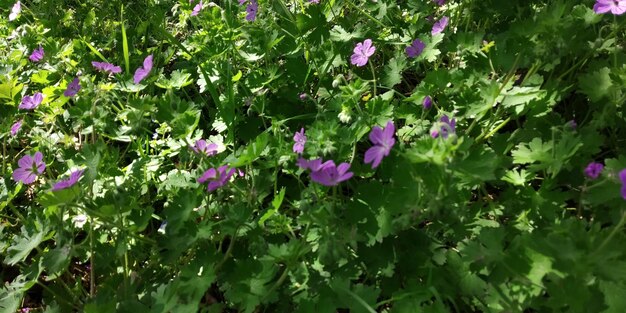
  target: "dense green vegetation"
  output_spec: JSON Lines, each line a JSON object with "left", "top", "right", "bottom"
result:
{"left": 2, "top": 0, "right": 626, "bottom": 312}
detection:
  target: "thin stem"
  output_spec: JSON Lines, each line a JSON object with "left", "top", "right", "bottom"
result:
{"left": 594, "top": 210, "right": 626, "bottom": 254}
{"left": 369, "top": 61, "right": 377, "bottom": 97}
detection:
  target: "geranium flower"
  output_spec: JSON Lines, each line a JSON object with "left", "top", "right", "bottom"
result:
{"left": 406, "top": 39, "right": 425, "bottom": 58}
{"left": 29, "top": 45, "right": 44, "bottom": 62}
{"left": 297, "top": 158, "right": 326, "bottom": 171}
{"left": 191, "top": 0, "right": 203, "bottom": 16}
{"left": 309, "top": 0, "right": 320, "bottom": 3}
{"left": 92, "top": 61, "right": 122, "bottom": 74}
{"left": 584, "top": 162, "right": 604, "bottom": 180}
{"left": 431, "top": 115, "right": 456, "bottom": 139}
{"left": 364, "top": 121, "right": 395, "bottom": 169}
{"left": 190, "top": 139, "right": 219, "bottom": 156}
{"left": 198, "top": 165, "right": 237, "bottom": 192}
{"left": 350, "top": 39, "right": 376, "bottom": 67}
{"left": 10, "top": 120, "right": 22, "bottom": 136}
{"left": 310, "top": 160, "right": 354, "bottom": 186}
{"left": 133, "top": 55, "right": 153, "bottom": 84}
{"left": 9, "top": 1, "right": 21, "bottom": 21}
{"left": 19, "top": 93, "right": 43, "bottom": 110}
{"left": 593, "top": 0, "right": 626, "bottom": 15}
{"left": 64, "top": 77, "right": 81, "bottom": 97}
{"left": 52, "top": 169, "right": 85, "bottom": 191}
{"left": 12, "top": 152, "right": 46, "bottom": 185}
{"left": 423, "top": 96, "right": 432, "bottom": 109}
{"left": 293, "top": 128, "right": 306, "bottom": 154}
{"left": 246, "top": 0, "right": 258, "bottom": 21}
{"left": 431, "top": 16, "right": 449, "bottom": 35}
{"left": 433, "top": 0, "right": 445, "bottom": 5}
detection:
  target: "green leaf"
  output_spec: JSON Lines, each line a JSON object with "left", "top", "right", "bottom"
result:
{"left": 382, "top": 56, "right": 406, "bottom": 88}
{"left": 259, "top": 187, "right": 286, "bottom": 226}
{"left": 4, "top": 223, "right": 47, "bottom": 265}
{"left": 578, "top": 67, "right": 614, "bottom": 102}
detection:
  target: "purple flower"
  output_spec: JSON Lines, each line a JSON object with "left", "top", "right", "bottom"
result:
{"left": 246, "top": 0, "right": 258, "bottom": 21}
{"left": 190, "top": 139, "right": 219, "bottom": 156}
{"left": 133, "top": 55, "right": 153, "bottom": 84}
{"left": 29, "top": 45, "right": 44, "bottom": 62}
{"left": 238, "top": 0, "right": 246, "bottom": 4}
{"left": 310, "top": 160, "right": 354, "bottom": 186}
{"left": 19, "top": 93, "right": 43, "bottom": 110}
{"left": 293, "top": 128, "right": 307, "bottom": 154}
{"left": 9, "top": 1, "right": 21, "bottom": 21}
{"left": 431, "top": 115, "right": 456, "bottom": 139}
{"left": 405, "top": 39, "right": 425, "bottom": 58}
{"left": 10, "top": 120, "right": 22, "bottom": 136}
{"left": 566, "top": 120, "right": 577, "bottom": 131}
{"left": 584, "top": 162, "right": 604, "bottom": 180}
{"left": 198, "top": 165, "right": 237, "bottom": 192}
{"left": 350, "top": 39, "right": 376, "bottom": 67}
{"left": 309, "top": 0, "right": 320, "bottom": 3}
{"left": 593, "top": 0, "right": 626, "bottom": 15}
{"left": 431, "top": 16, "right": 449, "bottom": 35}
{"left": 433, "top": 0, "right": 445, "bottom": 5}
{"left": 92, "top": 61, "right": 122, "bottom": 74}
{"left": 64, "top": 77, "right": 81, "bottom": 97}
{"left": 299, "top": 93, "right": 308, "bottom": 100}
{"left": 423, "top": 96, "right": 432, "bottom": 109}
{"left": 364, "top": 120, "right": 395, "bottom": 169}
{"left": 12, "top": 152, "right": 46, "bottom": 185}
{"left": 191, "top": 0, "right": 203, "bottom": 16}
{"left": 52, "top": 169, "right": 84, "bottom": 191}
{"left": 297, "top": 158, "right": 326, "bottom": 171}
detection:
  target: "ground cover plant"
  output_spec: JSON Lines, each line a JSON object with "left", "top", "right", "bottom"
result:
{"left": 1, "top": 0, "right": 626, "bottom": 312}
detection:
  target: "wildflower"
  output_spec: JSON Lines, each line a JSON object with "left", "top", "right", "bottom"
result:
{"left": 293, "top": 128, "right": 306, "bottom": 154}
{"left": 29, "top": 45, "right": 44, "bottom": 62}
{"left": 191, "top": 0, "right": 203, "bottom": 16}
{"left": 12, "top": 152, "right": 46, "bottom": 185}
{"left": 52, "top": 169, "right": 84, "bottom": 191}
{"left": 297, "top": 157, "right": 325, "bottom": 171}
{"left": 423, "top": 96, "right": 432, "bottom": 109}
{"left": 310, "top": 160, "right": 354, "bottom": 186}
{"left": 133, "top": 55, "right": 153, "bottom": 84}
{"left": 593, "top": 0, "right": 626, "bottom": 15}
{"left": 364, "top": 121, "right": 395, "bottom": 169}
{"left": 405, "top": 39, "right": 425, "bottom": 58}
{"left": 431, "top": 115, "right": 456, "bottom": 139}
{"left": 584, "top": 162, "right": 604, "bottom": 180}
{"left": 299, "top": 93, "right": 308, "bottom": 100}
{"left": 9, "top": 1, "right": 21, "bottom": 21}
{"left": 309, "top": 0, "right": 320, "bottom": 3}
{"left": 198, "top": 165, "right": 237, "bottom": 192}
{"left": 64, "top": 77, "right": 81, "bottom": 97}
{"left": 431, "top": 16, "right": 449, "bottom": 35}
{"left": 565, "top": 120, "right": 577, "bottom": 131}
{"left": 246, "top": 0, "right": 258, "bottom": 21}
{"left": 92, "top": 61, "right": 122, "bottom": 74}
{"left": 10, "top": 120, "right": 22, "bottom": 136}
{"left": 19, "top": 93, "right": 43, "bottom": 110}
{"left": 190, "top": 139, "right": 219, "bottom": 156}
{"left": 158, "top": 221, "right": 167, "bottom": 234}
{"left": 350, "top": 39, "right": 376, "bottom": 67}
{"left": 72, "top": 214, "right": 88, "bottom": 228}
{"left": 433, "top": 0, "right": 445, "bottom": 5}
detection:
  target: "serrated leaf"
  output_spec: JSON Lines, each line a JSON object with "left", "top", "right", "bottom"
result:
{"left": 382, "top": 56, "right": 406, "bottom": 88}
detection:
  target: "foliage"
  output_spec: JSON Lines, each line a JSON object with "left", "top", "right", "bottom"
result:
{"left": 1, "top": 0, "right": 626, "bottom": 312}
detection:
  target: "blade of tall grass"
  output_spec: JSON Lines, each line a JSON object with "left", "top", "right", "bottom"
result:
{"left": 121, "top": 4, "right": 130, "bottom": 73}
